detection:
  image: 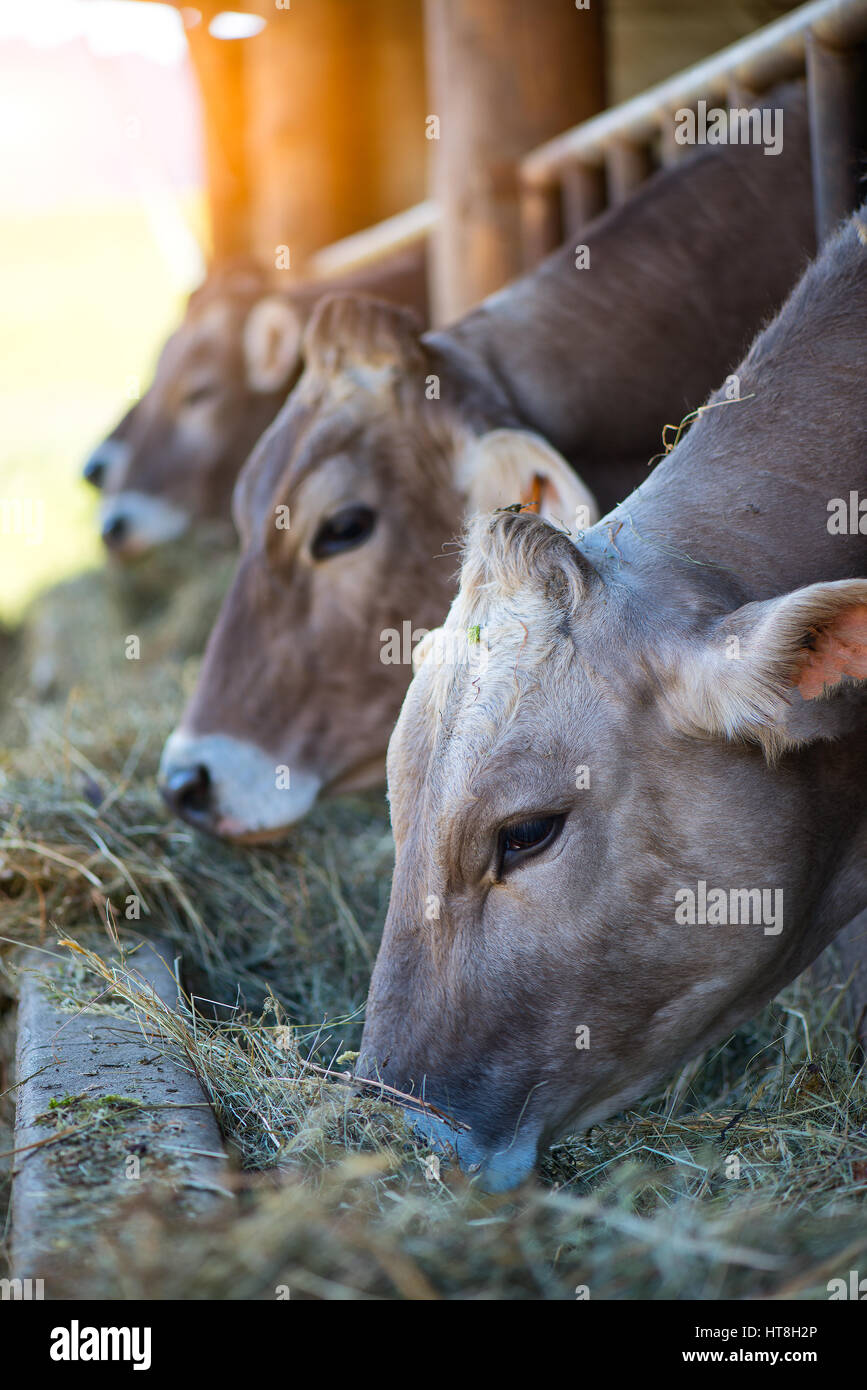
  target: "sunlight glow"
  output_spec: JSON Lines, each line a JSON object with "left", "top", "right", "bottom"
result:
{"left": 208, "top": 11, "right": 267, "bottom": 41}
{"left": 0, "top": 0, "right": 187, "bottom": 66}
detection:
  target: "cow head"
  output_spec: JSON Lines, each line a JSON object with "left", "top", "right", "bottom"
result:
{"left": 159, "top": 295, "right": 597, "bottom": 838}
{"left": 358, "top": 510, "right": 867, "bottom": 1189}
{"left": 85, "top": 263, "right": 304, "bottom": 559}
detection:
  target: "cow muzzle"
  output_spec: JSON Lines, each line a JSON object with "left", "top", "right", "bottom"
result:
{"left": 82, "top": 436, "right": 130, "bottom": 491}
{"left": 403, "top": 1107, "right": 540, "bottom": 1192}
{"left": 159, "top": 729, "right": 322, "bottom": 840}
{"left": 161, "top": 762, "right": 214, "bottom": 830}
{"left": 99, "top": 492, "right": 190, "bottom": 558}
{"left": 355, "top": 1044, "right": 542, "bottom": 1191}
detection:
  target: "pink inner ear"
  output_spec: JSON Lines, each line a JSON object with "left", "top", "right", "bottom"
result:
{"left": 796, "top": 604, "right": 867, "bottom": 699}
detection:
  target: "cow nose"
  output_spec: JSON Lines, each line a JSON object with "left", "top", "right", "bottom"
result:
{"left": 160, "top": 764, "right": 215, "bottom": 829}
{"left": 83, "top": 452, "right": 107, "bottom": 488}
{"left": 101, "top": 515, "right": 128, "bottom": 550}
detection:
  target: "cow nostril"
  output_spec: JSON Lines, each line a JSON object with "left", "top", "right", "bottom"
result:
{"left": 161, "top": 765, "right": 213, "bottom": 824}
{"left": 101, "top": 516, "right": 128, "bottom": 549}
{"left": 83, "top": 456, "right": 106, "bottom": 488}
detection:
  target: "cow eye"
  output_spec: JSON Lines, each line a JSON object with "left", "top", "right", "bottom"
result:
{"left": 498, "top": 815, "right": 563, "bottom": 873}
{"left": 182, "top": 383, "right": 218, "bottom": 408}
{"left": 311, "top": 505, "right": 376, "bottom": 560}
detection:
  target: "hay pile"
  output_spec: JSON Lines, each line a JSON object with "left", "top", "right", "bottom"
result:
{"left": 0, "top": 560, "right": 865, "bottom": 1299}
{"left": 0, "top": 533, "right": 236, "bottom": 746}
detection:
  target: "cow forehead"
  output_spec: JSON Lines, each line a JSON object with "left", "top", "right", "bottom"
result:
{"left": 155, "top": 328, "right": 223, "bottom": 386}
{"left": 238, "top": 384, "right": 400, "bottom": 532}
{"left": 392, "top": 569, "right": 654, "bottom": 840}
{"left": 395, "top": 604, "right": 579, "bottom": 806}
{"left": 422, "top": 582, "right": 576, "bottom": 721}
{"left": 186, "top": 296, "right": 237, "bottom": 338}
{"left": 231, "top": 394, "right": 319, "bottom": 531}
{"left": 389, "top": 660, "right": 590, "bottom": 905}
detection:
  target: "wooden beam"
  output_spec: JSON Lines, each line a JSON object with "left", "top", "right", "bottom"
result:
{"left": 424, "top": 0, "right": 605, "bottom": 322}
{"left": 184, "top": 3, "right": 250, "bottom": 263}
{"left": 11, "top": 936, "right": 230, "bottom": 1292}
{"left": 242, "top": 0, "right": 427, "bottom": 275}
{"left": 309, "top": 201, "right": 437, "bottom": 280}
{"left": 522, "top": 0, "right": 867, "bottom": 185}
{"left": 806, "top": 29, "right": 867, "bottom": 243}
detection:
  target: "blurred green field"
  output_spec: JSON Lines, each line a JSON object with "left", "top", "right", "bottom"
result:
{"left": 0, "top": 196, "right": 203, "bottom": 622}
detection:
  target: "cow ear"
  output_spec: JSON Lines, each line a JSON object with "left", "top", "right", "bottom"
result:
{"left": 666, "top": 579, "right": 867, "bottom": 760}
{"left": 243, "top": 296, "right": 304, "bottom": 393}
{"left": 303, "top": 294, "right": 424, "bottom": 377}
{"left": 457, "top": 429, "right": 599, "bottom": 530}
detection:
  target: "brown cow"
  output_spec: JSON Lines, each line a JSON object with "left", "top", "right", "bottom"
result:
{"left": 160, "top": 87, "right": 816, "bottom": 839}
{"left": 84, "top": 247, "right": 429, "bottom": 558}
{"left": 358, "top": 205, "right": 867, "bottom": 1190}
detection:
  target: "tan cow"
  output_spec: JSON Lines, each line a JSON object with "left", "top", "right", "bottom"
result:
{"left": 84, "top": 248, "right": 429, "bottom": 559}
{"left": 358, "top": 206, "right": 867, "bottom": 1189}
{"left": 160, "top": 88, "right": 816, "bottom": 838}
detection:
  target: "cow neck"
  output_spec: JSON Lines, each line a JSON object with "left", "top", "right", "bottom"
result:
{"left": 426, "top": 94, "right": 813, "bottom": 475}
{"left": 420, "top": 331, "right": 522, "bottom": 436}
{"left": 580, "top": 213, "right": 867, "bottom": 605}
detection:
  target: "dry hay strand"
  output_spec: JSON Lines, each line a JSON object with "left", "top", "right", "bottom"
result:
{"left": 2, "top": 919, "right": 864, "bottom": 1300}
{"left": 0, "top": 537, "right": 236, "bottom": 752}
{"left": 1, "top": 562, "right": 866, "bottom": 1298}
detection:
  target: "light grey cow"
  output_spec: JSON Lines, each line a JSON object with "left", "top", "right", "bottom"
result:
{"left": 359, "top": 205, "right": 867, "bottom": 1190}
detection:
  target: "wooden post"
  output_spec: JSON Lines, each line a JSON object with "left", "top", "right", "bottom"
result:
{"left": 242, "top": 0, "right": 427, "bottom": 276}
{"left": 659, "top": 106, "right": 690, "bottom": 167}
{"left": 184, "top": 4, "right": 250, "bottom": 263}
{"left": 365, "top": 0, "right": 431, "bottom": 226}
{"left": 424, "top": 0, "right": 606, "bottom": 322}
{"left": 560, "top": 161, "right": 606, "bottom": 237}
{"left": 519, "top": 183, "right": 564, "bottom": 270}
{"left": 523, "top": 161, "right": 606, "bottom": 270}
{"left": 806, "top": 31, "right": 867, "bottom": 245}
{"left": 605, "top": 138, "right": 653, "bottom": 206}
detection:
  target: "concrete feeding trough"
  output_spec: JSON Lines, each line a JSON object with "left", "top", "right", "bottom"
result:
{"left": 10, "top": 934, "right": 230, "bottom": 1292}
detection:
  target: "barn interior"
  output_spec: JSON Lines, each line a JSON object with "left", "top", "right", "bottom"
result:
{"left": 0, "top": 0, "right": 866, "bottom": 1303}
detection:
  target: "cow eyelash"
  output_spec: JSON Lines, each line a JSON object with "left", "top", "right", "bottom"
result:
{"left": 496, "top": 814, "right": 564, "bottom": 876}
{"left": 311, "top": 505, "right": 377, "bottom": 560}
{"left": 182, "top": 384, "right": 218, "bottom": 408}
